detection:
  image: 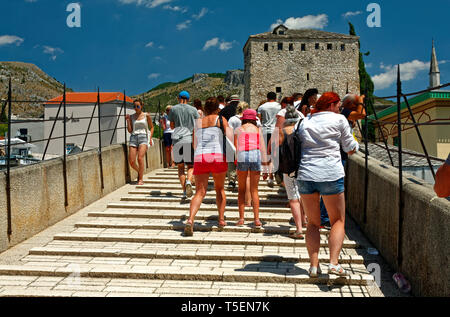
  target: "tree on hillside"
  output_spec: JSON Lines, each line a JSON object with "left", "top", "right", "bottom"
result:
{"left": 349, "top": 22, "right": 376, "bottom": 141}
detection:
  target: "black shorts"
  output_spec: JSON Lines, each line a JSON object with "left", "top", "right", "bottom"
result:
{"left": 163, "top": 133, "right": 173, "bottom": 147}
{"left": 173, "top": 142, "right": 194, "bottom": 165}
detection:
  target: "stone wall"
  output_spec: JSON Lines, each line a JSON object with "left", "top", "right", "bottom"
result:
{"left": 346, "top": 153, "right": 450, "bottom": 297}
{"left": 244, "top": 38, "right": 360, "bottom": 107}
{"left": 0, "top": 141, "right": 163, "bottom": 253}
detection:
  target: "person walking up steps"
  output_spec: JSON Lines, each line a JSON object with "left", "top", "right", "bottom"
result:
{"left": 296, "top": 92, "right": 359, "bottom": 278}
{"left": 161, "top": 105, "right": 175, "bottom": 168}
{"left": 126, "top": 99, "right": 154, "bottom": 185}
{"left": 168, "top": 91, "right": 200, "bottom": 200}
{"left": 257, "top": 92, "right": 281, "bottom": 188}
{"left": 184, "top": 97, "right": 232, "bottom": 236}
{"left": 234, "top": 109, "right": 268, "bottom": 229}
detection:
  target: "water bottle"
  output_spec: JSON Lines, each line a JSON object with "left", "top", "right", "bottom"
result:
{"left": 393, "top": 273, "right": 411, "bottom": 293}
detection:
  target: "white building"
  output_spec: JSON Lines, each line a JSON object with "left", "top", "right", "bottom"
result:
{"left": 44, "top": 92, "right": 135, "bottom": 156}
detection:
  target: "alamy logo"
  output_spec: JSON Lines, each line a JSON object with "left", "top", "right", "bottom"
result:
{"left": 366, "top": 3, "right": 381, "bottom": 28}
{"left": 66, "top": 3, "right": 81, "bottom": 28}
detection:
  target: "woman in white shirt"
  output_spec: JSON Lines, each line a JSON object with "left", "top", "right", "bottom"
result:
{"left": 297, "top": 92, "right": 359, "bottom": 278}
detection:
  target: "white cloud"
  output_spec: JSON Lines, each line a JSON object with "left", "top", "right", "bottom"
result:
{"left": 203, "top": 38, "right": 219, "bottom": 50}
{"left": 192, "top": 8, "right": 208, "bottom": 20}
{"left": 270, "top": 14, "right": 328, "bottom": 30}
{"left": 342, "top": 11, "right": 362, "bottom": 18}
{"left": 118, "top": 0, "right": 173, "bottom": 9}
{"left": 163, "top": 5, "right": 187, "bottom": 13}
{"left": 42, "top": 45, "right": 64, "bottom": 60}
{"left": 0, "top": 35, "right": 24, "bottom": 46}
{"left": 148, "top": 73, "right": 160, "bottom": 79}
{"left": 219, "top": 41, "right": 233, "bottom": 51}
{"left": 176, "top": 20, "right": 191, "bottom": 30}
{"left": 145, "top": 41, "right": 154, "bottom": 48}
{"left": 203, "top": 38, "right": 234, "bottom": 51}
{"left": 372, "top": 60, "right": 430, "bottom": 90}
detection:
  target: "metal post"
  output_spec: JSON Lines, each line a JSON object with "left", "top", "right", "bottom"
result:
{"left": 369, "top": 101, "right": 395, "bottom": 167}
{"left": 363, "top": 87, "right": 369, "bottom": 224}
{"left": 397, "top": 65, "right": 404, "bottom": 269}
{"left": 123, "top": 91, "right": 130, "bottom": 183}
{"left": 6, "top": 78, "right": 12, "bottom": 237}
{"left": 110, "top": 93, "right": 126, "bottom": 145}
{"left": 402, "top": 94, "right": 436, "bottom": 180}
{"left": 62, "top": 84, "right": 68, "bottom": 207}
{"left": 82, "top": 98, "right": 98, "bottom": 152}
{"left": 97, "top": 88, "right": 104, "bottom": 190}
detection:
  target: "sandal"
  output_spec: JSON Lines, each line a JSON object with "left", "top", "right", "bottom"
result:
{"left": 328, "top": 263, "right": 349, "bottom": 277}
{"left": 309, "top": 266, "right": 322, "bottom": 278}
{"left": 289, "top": 231, "right": 305, "bottom": 240}
{"left": 184, "top": 221, "right": 194, "bottom": 237}
{"left": 236, "top": 219, "right": 245, "bottom": 227}
{"left": 254, "top": 220, "right": 262, "bottom": 229}
{"left": 218, "top": 220, "right": 227, "bottom": 229}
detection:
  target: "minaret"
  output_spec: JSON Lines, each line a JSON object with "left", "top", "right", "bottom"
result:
{"left": 429, "top": 39, "right": 440, "bottom": 89}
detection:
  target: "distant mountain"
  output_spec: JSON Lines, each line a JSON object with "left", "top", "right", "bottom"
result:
{"left": 137, "top": 70, "right": 244, "bottom": 113}
{"left": 0, "top": 62, "right": 69, "bottom": 118}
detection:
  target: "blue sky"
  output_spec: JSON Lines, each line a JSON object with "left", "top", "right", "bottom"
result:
{"left": 0, "top": 0, "right": 449, "bottom": 98}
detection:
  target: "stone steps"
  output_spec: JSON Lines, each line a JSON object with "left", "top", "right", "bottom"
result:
{"left": 51, "top": 231, "right": 360, "bottom": 248}
{"left": 128, "top": 190, "right": 288, "bottom": 199}
{"left": 120, "top": 195, "right": 289, "bottom": 206}
{"left": 136, "top": 184, "right": 286, "bottom": 193}
{"left": 27, "top": 247, "right": 364, "bottom": 264}
{"left": 105, "top": 203, "right": 291, "bottom": 213}
{"left": 0, "top": 263, "right": 373, "bottom": 286}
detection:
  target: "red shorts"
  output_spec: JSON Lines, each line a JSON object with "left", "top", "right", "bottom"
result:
{"left": 193, "top": 153, "right": 228, "bottom": 175}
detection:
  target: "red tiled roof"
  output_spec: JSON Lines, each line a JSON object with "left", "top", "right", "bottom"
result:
{"left": 46, "top": 92, "right": 134, "bottom": 104}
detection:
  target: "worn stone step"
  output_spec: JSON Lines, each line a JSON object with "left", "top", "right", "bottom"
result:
{"left": 120, "top": 195, "right": 289, "bottom": 206}
{"left": 28, "top": 247, "right": 364, "bottom": 264}
{"left": 128, "top": 190, "right": 288, "bottom": 199}
{"left": 136, "top": 184, "right": 286, "bottom": 193}
{"left": 105, "top": 203, "right": 291, "bottom": 213}
{"left": 74, "top": 219, "right": 327, "bottom": 235}
{"left": 143, "top": 178, "right": 283, "bottom": 187}
{"left": 52, "top": 232, "right": 360, "bottom": 248}
{"left": 0, "top": 264, "right": 374, "bottom": 286}
{"left": 89, "top": 209, "right": 293, "bottom": 223}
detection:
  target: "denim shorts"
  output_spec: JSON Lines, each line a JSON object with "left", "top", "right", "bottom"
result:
{"left": 297, "top": 178, "right": 345, "bottom": 196}
{"left": 236, "top": 150, "right": 261, "bottom": 172}
{"left": 129, "top": 134, "right": 149, "bottom": 148}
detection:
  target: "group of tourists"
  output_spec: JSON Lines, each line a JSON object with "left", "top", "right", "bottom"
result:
{"left": 126, "top": 88, "right": 368, "bottom": 277}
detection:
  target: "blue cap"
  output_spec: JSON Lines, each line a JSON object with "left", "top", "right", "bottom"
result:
{"left": 178, "top": 91, "right": 190, "bottom": 100}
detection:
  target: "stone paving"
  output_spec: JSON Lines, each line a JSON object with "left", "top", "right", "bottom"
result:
{"left": 0, "top": 168, "right": 408, "bottom": 297}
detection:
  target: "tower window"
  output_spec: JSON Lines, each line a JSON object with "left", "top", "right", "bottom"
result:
{"left": 301, "top": 44, "right": 306, "bottom": 51}
{"left": 276, "top": 87, "right": 282, "bottom": 93}
{"left": 307, "top": 73, "right": 310, "bottom": 81}
{"left": 278, "top": 43, "right": 283, "bottom": 50}
{"left": 279, "top": 30, "right": 285, "bottom": 35}
{"left": 327, "top": 43, "right": 333, "bottom": 50}
{"left": 315, "top": 43, "right": 320, "bottom": 50}
{"left": 264, "top": 43, "right": 268, "bottom": 51}
{"left": 289, "top": 43, "right": 294, "bottom": 51}
{"left": 341, "top": 44, "right": 345, "bottom": 51}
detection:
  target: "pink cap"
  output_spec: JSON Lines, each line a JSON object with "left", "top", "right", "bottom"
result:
{"left": 242, "top": 109, "right": 257, "bottom": 121}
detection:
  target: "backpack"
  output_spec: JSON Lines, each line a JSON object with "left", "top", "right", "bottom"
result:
{"left": 278, "top": 120, "right": 303, "bottom": 177}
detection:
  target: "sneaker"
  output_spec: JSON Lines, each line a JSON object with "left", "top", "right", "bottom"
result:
{"left": 275, "top": 173, "right": 283, "bottom": 185}
{"left": 320, "top": 221, "right": 331, "bottom": 230}
{"left": 228, "top": 181, "right": 236, "bottom": 189}
{"left": 184, "top": 222, "right": 193, "bottom": 237}
{"left": 289, "top": 217, "right": 296, "bottom": 225}
{"left": 309, "top": 266, "right": 322, "bottom": 278}
{"left": 182, "top": 192, "right": 187, "bottom": 200}
{"left": 185, "top": 181, "right": 193, "bottom": 198}
{"left": 267, "top": 179, "right": 274, "bottom": 188}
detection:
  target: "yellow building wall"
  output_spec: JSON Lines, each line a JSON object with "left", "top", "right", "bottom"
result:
{"left": 436, "top": 107, "right": 450, "bottom": 159}
{"left": 401, "top": 107, "right": 437, "bottom": 157}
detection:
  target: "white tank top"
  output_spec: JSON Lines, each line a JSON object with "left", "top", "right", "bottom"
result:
{"left": 132, "top": 113, "right": 149, "bottom": 135}
{"left": 194, "top": 116, "right": 224, "bottom": 156}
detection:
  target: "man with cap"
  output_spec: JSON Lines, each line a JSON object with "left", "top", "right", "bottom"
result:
{"left": 219, "top": 94, "right": 240, "bottom": 188}
{"left": 168, "top": 91, "right": 200, "bottom": 199}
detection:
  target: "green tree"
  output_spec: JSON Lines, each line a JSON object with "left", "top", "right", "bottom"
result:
{"left": 349, "top": 22, "right": 376, "bottom": 141}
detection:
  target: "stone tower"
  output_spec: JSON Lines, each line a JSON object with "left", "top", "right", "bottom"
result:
{"left": 429, "top": 40, "right": 440, "bottom": 89}
{"left": 243, "top": 25, "right": 360, "bottom": 108}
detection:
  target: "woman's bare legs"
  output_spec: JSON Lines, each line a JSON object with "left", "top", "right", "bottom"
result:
{"left": 245, "top": 174, "right": 252, "bottom": 206}
{"left": 301, "top": 193, "right": 321, "bottom": 268}
{"left": 249, "top": 171, "right": 261, "bottom": 225}
{"left": 289, "top": 199, "right": 303, "bottom": 233}
{"left": 322, "top": 193, "right": 346, "bottom": 266}
{"left": 129, "top": 147, "right": 139, "bottom": 182}
{"left": 187, "top": 173, "right": 209, "bottom": 226}
{"left": 237, "top": 170, "right": 248, "bottom": 222}
{"left": 212, "top": 171, "right": 227, "bottom": 225}
{"left": 137, "top": 145, "right": 147, "bottom": 185}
